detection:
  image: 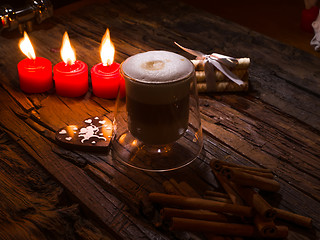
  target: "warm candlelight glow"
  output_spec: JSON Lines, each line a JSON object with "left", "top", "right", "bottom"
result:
{"left": 66, "top": 125, "right": 78, "bottom": 138}
{"left": 100, "top": 28, "right": 115, "bottom": 66}
{"left": 61, "top": 32, "right": 76, "bottom": 65}
{"left": 101, "top": 117, "right": 113, "bottom": 138}
{"left": 119, "top": 133, "right": 127, "bottom": 144}
{"left": 19, "top": 31, "right": 36, "bottom": 60}
{"left": 132, "top": 139, "right": 138, "bottom": 146}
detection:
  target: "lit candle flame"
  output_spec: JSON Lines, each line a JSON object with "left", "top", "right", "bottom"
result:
{"left": 61, "top": 32, "right": 76, "bottom": 65}
{"left": 19, "top": 31, "right": 36, "bottom": 60}
{"left": 100, "top": 28, "right": 115, "bottom": 66}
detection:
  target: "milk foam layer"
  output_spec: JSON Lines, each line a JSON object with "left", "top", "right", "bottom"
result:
{"left": 122, "top": 50, "right": 194, "bottom": 83}
{"left": 121, "top": 51, "right": 194, "bottom": 104}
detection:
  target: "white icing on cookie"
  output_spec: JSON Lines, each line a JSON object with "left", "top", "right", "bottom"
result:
{"left": 84, "top": 119, "right": 92, "bottom": 124}
{"left": 78, "top": 124, "right": 107, "bottom": 143}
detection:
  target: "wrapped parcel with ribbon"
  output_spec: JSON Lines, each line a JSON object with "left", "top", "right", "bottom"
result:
{"left": 175, "top": 42, "right": 250, "bottom": 93}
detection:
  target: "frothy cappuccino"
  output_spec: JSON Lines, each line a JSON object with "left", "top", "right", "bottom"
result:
{"left": 121, "top": 51, "right": 194, "bottom": 145}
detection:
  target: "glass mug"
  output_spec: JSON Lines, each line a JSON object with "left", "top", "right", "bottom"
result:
{"left": 112, "top": 50, "right": 203, "bottom": 172}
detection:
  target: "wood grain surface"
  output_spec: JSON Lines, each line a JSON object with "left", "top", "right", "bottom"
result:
{"left": 0, "top": 0, "right": 319, "bottom": 239}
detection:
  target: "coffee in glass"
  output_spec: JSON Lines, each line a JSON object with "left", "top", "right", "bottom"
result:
{"left": 122, "top": 50, "right": 193, "bottom": 145}
{"left": 113, "top": 50, "right": 203, "bottom": 171}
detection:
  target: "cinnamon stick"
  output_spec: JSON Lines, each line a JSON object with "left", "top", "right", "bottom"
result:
{"left": 191, "top": 59, "right": 205, "bottom": 70}
{"left": 160, "top": 208, "right": 230, "bottom": 222}
{"left": 191, "top": 58, "right": 250, "bottom": 71}
{"left": 149, "top": 193, "right": 253, "bottom": 217}
{"left": 210, "top": 159, "right": 273, "bottom": 174}
{"left": 213, "top": 171, "right": 244, "bottom": 205}
{"left": 215, "top": 69, "right": 247, "bottom": 82}
{"left": 228, "top": 182, "right": 277, "bottom": 221}
{"left": 162, "top": 180, "right": 182, "bottom": 195}
{"left": 221, "top": 167, "right": 274, "bottom": 179}
{"left": 204, "top": 196, "right": 233, "bottom": 204}
{"left": 179, "top": 181, "right": 202, "bottom": 198}
{"left": 275, "top": 208, "right": 313, "bottom": 228}
{"left": 236, "top": 58, "right": 251, "bottom": 69}
{"left": 170, "top": 217, "right": 255, "bottom": 236}
{"left": 195, "top": 69, "right": 248, "bottom": 82}
{"left": 197, "top": 80, "right": 248, "bottom": 93}
{"left": 273, "top": 225, "right": 289, "bottom": 239}
{"left": 223, "top": 167, "right": 280, "bottom": 192}
{"left": 168, "top": 179, "right": 201, "bottom": 198}
{"left": 195, "top": 71, "right": 206, "bottom": 82}
{"left": 168, "top": 179, "right": 186, "bottom": 196}
{"left": 213, "top": 168, "right": 277, "bottom": 221}
{"left": 205, "top": 235, "right": 231, "bottom": 240}
{"left": 254, "top": 214, "right": 277, "bottom": 237}
{"left": 171, "top": 217, "right": 288, "bottom": 239}
{"left": 215, "top": 169, "right": 312, "bottom": 228}
{"left": 205, "top": 190, "right": 230, "bottom": 199}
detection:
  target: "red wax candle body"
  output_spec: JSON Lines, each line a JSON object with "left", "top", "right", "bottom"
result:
{"left": 91, "top": 62, "right": 125, "bottom": 99}
{"left": 53, "top": 60, "right": 88, "bottom": 97}
{"left": 18, "top": 57, "right": 52, "bottom": 93}
{"left": 301, "top": 6, "right": 319, "bottom": 33}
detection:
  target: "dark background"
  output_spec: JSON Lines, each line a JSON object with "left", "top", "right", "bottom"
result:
{"left": 2, "top": 0, "right": 318, "bottom": 57}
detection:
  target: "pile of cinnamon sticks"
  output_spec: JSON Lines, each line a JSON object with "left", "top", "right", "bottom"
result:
{"left": 192, "top": 58, "right": 250, "bottom": 93}
{"left": 148, "top": 160, "right": 312, "bottom": 239}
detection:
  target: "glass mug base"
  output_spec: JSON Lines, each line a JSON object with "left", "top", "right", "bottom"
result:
{"left": 112, "top": 127, "right": 203, "bottom": 172}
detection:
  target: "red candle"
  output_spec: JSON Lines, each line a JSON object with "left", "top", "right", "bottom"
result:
{"left": 91, "top": 62, "right": 123, "bottom": 98}
{"left": 18, "top": 32, "right": 52, "bottom": 93}
{"left": 301, "top": 6, "right": 319, "bottom": 33}
{"left": 53, "top": 32, "right": 88, "bottom": 97}
{"left": 91, "top": 28, "right": 125, "bottom": 99}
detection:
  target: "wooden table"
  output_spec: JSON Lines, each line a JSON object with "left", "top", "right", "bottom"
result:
{"left": 0, "top": 0, "right": 319, "bottom": 239}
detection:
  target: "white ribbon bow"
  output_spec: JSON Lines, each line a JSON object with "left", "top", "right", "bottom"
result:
{"left": 311, "top": 9, "right": 320, "bottom": 51}
{"left": 175, "top": 42, "right": 244, "bottom": 88}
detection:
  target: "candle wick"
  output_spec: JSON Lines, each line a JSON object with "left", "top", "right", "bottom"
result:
{"left": 28, "top": 53, "right": 36, "bottom": 61}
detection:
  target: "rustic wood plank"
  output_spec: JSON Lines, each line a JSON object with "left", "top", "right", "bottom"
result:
{"left": 211, "top": 95, "right": 320, "bottom": 151}
{"left": 0, "top": 75, "right": 35, "bottom": 112}
{"left": 0, "top": 129, "right": 116, "bottom": 240}
{"left": 200, "top": 96, "right": 320, "bottom": 173}
{"left": 200, "top": 111, "right": 320, "bottom": 202}
{"left": 0, "top": 0, "right": 319, "bottom": 239}
{"left": 0, "top": 86, "right": 169, "bottom": 240}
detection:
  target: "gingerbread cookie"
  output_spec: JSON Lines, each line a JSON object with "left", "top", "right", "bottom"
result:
{"left": 55, "top": 116, "right": 113, "bottom": 151}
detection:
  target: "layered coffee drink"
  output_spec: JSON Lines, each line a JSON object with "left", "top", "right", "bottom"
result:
{"left": 121, "top": 50, "right": 194, "bottom": 145}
